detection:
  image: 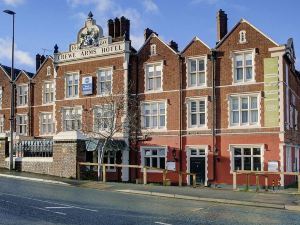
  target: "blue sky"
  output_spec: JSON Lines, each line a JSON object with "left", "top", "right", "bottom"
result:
{"left": 0, "top": 0, "right": 299, "bottom": 72}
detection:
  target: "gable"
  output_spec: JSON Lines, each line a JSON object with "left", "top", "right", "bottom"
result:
{"left": 181, "top": 37, "right": 211, "bottom": 57}
{"left": 216, "top": 19, "right": 279, "bottom": 49}
{"left": 33, "top": 57, "right": 54, "bottom": 79}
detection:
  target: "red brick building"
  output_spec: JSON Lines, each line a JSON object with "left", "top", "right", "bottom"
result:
{"left": 0, "top": 10, "right": 299, "bottom": 186}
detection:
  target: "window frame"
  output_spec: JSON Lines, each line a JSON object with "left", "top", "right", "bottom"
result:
{"left": 187, "top": 97, "right": 207, "bottom": 129}
{"left": 17, "top": 84, "right": 28, "bottom": 106}
{"left": 65, "top": 72, "right": 79, "bottom": 99}
{"left": 97, "top": 67, "right": 113, "bottom": 95}
{"left": 62, "top": 107, "right": 82, "bottom": 131}
{"left": 232, "top": 50, "right": 255, "bottom": 84}
{"left": 43, "top": 81, "right": 54, "bottom": 104}
{"left": 141, "top": 146, "right": 167, "bottom": 171}
{"left": 16, "top": 114, "right": 28, "bottom": 136}
{"left": 229, "top": 94, "right": 260, "bottom": 128}
{"left": 46, "top": 66, "right": 51, "bottom": 76}
{"left": 0, "top": 115, "right": 4, "bottom": 133}
{"left": 150, "top": 44, "right": 157, "bottom": 56}
{"left": 103, "top": 151, "right": 117, "bottom": 172}
{"left": 141, "top": 101, "right": 167, "bottom": 130}
{"left": 187, "top": 56, "right": 207, "bottom": 88}
{"left": 0, "top": 86, "right": 2, "bottom": 109}
{"left": 93, "top": 104, "right": 115, "bottom": 133}
{"left": 40, "top": 112, "right": 54, "bottom": 135}
{"left": 144, "top": 62, "right": 163, "bottom": 93}
{"left": 230, "top": 145, "right": 264, "bottom": 172}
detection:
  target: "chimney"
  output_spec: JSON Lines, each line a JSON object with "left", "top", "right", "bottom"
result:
{"left": 108, "top": 19, "right": 114, "bottom": 37}
{"left": 120, "top": 16, "right": 130, "bottom": 41}
{"left": 169, "top": 40, "right": 178, "bottom": 52}
{"left": 144, "top": 28, "right": 158, "bottom": 41}
{"left": 36, "top": 54, "right": 41, "bottom": 71}
{"left": 40, "top": 55, "right": 46, "bottom": 66}
{"left": 216, "top": 9, "right": 228, "bottom": 42}
{"left": 114, "top": 17, "right": 120, "bottom": 38}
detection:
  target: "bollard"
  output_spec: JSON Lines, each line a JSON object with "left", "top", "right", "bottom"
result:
{"left": 77, "top": 163, "right": 80, "bottom": 180}
{"left": 246, "top": 174, "right": 249, "bottom": 191}
{"left": 264, "top": 176, "right": 268, "bottom": 191}
{"left": 163, "top": 169, "right": 167, "bottom": 186}
{"left": 272, "top": 179, "right": 275, "bottom": 191}
{"left": 102, "top": 165, "right": 106, "bottom": 183}
{"left": 256, "top": 175, "right": 259, "bottom": 192}
{"left": 143, "top": 167, "right": 147, "bottom": 185}
{"left": 233, "top": 172, "right": 237, "bottom": 190}
{"left": 277, "top": 179, "right": 281, "bottom": 190}
{"left": 178, "top": 172, "right": 182, "bottom": 187}
{"left": 192, "top": 174, "right": 196, "bottom": 188}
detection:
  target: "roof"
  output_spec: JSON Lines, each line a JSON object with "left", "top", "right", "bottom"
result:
{"left": 0, "top": 64, "right": 34, "bottom": 79}
{"left": 181, "top": 36, "right": 211, "bottom": 54}
{"left": 137, "top": 32, "right": 179, "bottom": 55}
{"left": 216, "top": 18, "right": 279, "bottom": 48}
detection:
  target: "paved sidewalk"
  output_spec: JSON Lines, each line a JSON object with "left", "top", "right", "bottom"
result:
{"left": 1, "top": 168, "right": 300, "bottom": 210}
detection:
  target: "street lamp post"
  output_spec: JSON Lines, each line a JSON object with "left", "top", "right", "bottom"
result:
{"left": 4, "top": 9, "right": 16, "bottom": 170}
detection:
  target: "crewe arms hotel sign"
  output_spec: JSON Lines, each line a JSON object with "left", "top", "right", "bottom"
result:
{"left": 54, "top": 12, "right": 127, "bottom": 63}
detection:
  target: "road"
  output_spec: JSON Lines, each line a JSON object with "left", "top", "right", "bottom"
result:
{"left": 0, "top": 177, "right": 300, "bottom": 225}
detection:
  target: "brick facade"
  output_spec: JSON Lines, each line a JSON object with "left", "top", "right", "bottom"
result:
{"left": 0, "top": 11, "right": 299, "bottom": 186}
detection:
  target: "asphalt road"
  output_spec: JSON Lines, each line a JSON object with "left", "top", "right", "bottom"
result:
{"left": 0, "top": 177, "right": 300, "bottom": 225}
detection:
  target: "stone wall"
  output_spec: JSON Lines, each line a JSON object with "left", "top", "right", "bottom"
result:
{"left": 0, "top": 132, "right": 86, "bottom": 179}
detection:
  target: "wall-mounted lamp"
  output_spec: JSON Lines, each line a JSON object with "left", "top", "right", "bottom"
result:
{"left": 172, "top": 148, "right": 177, "bottom": 161}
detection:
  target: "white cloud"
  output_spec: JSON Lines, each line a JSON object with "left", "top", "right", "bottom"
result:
{"left": 142, "top": 0, "right": 158, "bottom": 13}
{"left": 131, "top": 34, "right": 145, "bottom": 49}
{"left": 1, "top": 0, "right": 24, "bottom": 6}
{"left": 190, "top": 0, "right": 219, "bottom": 4}
{"left": 0, "top": 37, "right": 34, "bottom": 67}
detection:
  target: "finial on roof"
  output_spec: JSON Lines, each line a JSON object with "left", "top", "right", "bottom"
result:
{"left": 54, "top": 44, "right": 59, "bottom": 54}
{"left": 88, "top": 11, "right": 93, "bottom": 19}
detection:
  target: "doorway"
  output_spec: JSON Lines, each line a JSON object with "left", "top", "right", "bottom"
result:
{"left": 187, "top": 146, "right": 207, "bottom": 186}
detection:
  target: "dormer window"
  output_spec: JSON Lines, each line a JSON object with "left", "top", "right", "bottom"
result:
{"left": 239, "top": 30, "right": 247, "bottom": 44}
{"left": 150, "top": 44, "right": 157, "bottom": 56}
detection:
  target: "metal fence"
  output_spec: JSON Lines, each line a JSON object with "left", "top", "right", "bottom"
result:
{"left": 13, "top": 139, "right": 53, "bottom": 157}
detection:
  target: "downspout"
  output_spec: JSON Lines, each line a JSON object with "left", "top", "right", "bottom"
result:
{"left": 179, "top": 55, "right": 183, "bottom": 175}
{"left": 211, "top": 49, "right": 217, "bottom": 182}
{"left": 28, "top": 78, "right": 32, "bottom": 137}
{"left": 135, "top": 54, "right": 139, "bottom": 180}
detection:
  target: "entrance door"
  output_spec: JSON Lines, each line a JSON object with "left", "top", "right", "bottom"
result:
{"left": 190, "top": 157, "right": 205, "bottom": 184}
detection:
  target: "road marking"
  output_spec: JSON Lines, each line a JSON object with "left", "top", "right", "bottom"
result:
{"left": 0, "top": 192, "right": 98, "bottom": 212}
{"left": 191, "top": 207, "right": 204, "bottom": 212}
{"left": 54, "top": 211, "right": 67, "bottom": 215}
{"left": 155, "top": 222, "right": 172, "bottom": 225}
{"left": 45, "top": 206, "right": 73, "bottom": 209}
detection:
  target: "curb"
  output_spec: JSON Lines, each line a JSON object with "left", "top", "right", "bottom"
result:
{"left": 116, "top": 189, "right": 290, "bottom": 210}
{"left": 0, "top": 174, "right": 70, "bottom": 186}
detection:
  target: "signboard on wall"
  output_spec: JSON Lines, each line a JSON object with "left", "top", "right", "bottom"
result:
{"left": 268, "top": 161, "right": 279, "bottom": 172}
{"left": 264, "top": 57, "right": 280, "bottom": 127}
{"left": 82, "top": 76, "right": 93, "bottom": 95}
{"left": 166, "top": 161, "right": 176, "bottom": 171}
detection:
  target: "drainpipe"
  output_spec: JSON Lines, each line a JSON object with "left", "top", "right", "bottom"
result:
{"left": 211, "top": 49, "right": 217, "bottom": 182}
{"left": 28, "top": 79, "right": 32, "bottom": 137}
{"left": 179, "top": 56, "right": 183, "bottom": 175}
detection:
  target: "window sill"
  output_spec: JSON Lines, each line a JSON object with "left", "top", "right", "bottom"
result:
{"left": 186, "top": 85, "right": 208, "bottom": 90}
{"left": 228, "top": 125, "right": 260, "bottom": 129}
{"left": 141, "top": 128, "right": 167, "bottom": 133}
{"left": 187, "top": 126, "right": 209, "bottom": 131}
{"left": 231, "top": 81, "right": 256, "bottom": 86}
{"left": 42, "top": 103, "right": 55, "bottom": 106}
{"left": 144, "top": 89, "right": 163, "bottom": 94}
{"left": 64, "top": 96, "right": 79, "bottom": 100}
{"left": 16, "top": 105, "right": 28, "bottom": 108}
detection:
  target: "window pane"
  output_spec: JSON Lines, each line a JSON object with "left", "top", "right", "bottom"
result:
{"left": 251, "top": 97, "right": 257, "bottom": 109}
{"left": 246, "top": 67, "right": 252, "bottom": 80}
{"left": 191, "top": 114, "right": 197, "bottom": 125}
{"left": 232, "top": 111, "right": 239, "bottom": 124}
{"left": 234, "top": 157, "right": 242, "bottom": 170}
{"left": 251, "top": 110, "right": 258, "bottom": 123}
{"left": 159, "top": 116, "right": 165, "bottom": 127}
{"left": 199, "top": 101, "right": 205, "bottom": 112}
{"left": 159, "top": 103, "right": 165, "bottom": 114}
{"left": 198, "top": 73, "right": 205, "bottom": 85}
{"left": 253, "top": 148, "right": 261, "bottom": 155}
{"left": 231, "top": 98, "right": 239, "bottom": 110}
{"left": 234, "top": 148, "right": 241, "bottom": 155}
{"left": 245, "top": 53, "right": 252, "bottom": 66}
{"left": 235, "top": 55, "right": 243, "bottom": 67}
{"left": 198, "top": 60, "right": 205, "bottom": 71}
{"left": 236, "top": 68, "right": 243, "bottom": 81}
{"left": 190, "top": 60, "right": 196, "bottom": 72}
{"left": 199, "top": 113, "right": 205, "bottom": 125}
{"left": 159, "top": 157, "right": 165, "bottom": 169}
{"left": 190, "top": 73, "right": 196, "bottom": 86}
{"left": 244, "top": 157, "right": 251, "bottom": 170}
{"left": 152, "top": 158, "right": 157, "bottom": 168}
{"left": 191, "top": 149, "right": 197, "bottom": 155}
{"left": 242, "top": 111, "right": 248, "bottom": 123}
{"left": 253, "top": 157, "right": 261, "bottom": 171}
{"left": 241, "top": 98, "right": 248, "bottom": 109}
{"left": 191, "top": 102, "right": 197, "bottom": 112}
{"left": 244, "top": 148, "right": 251, "bottom": 155}
{"left": 145, "top": 157, "right": 150, "bottom": 167}
{"left": 155, "top": 77, "right": 161, "bottom": 89}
